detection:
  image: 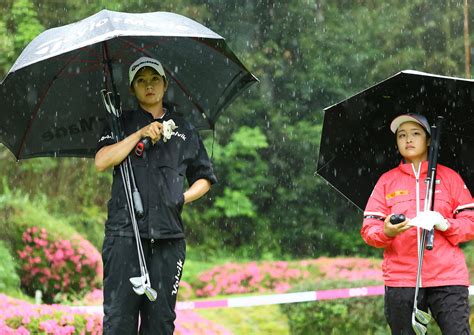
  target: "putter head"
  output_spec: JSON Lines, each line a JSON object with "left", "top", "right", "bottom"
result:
{"left": 144, "top": 286, "right": 158, "bottom": 301}
{"left": 133, "top": 285, "right": 146, "bottom": 295}
{"left": 415, "top": 308, "right": 431, "bottom": 325}
{"left": 129, "top": 276, "right": 146, "bottom": 288}
{"left": 412, "top": 321, "right": 427, "bottom": 335}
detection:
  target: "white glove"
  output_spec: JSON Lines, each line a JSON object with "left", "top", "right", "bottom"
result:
{"left": 162, "top": 120, "right": 178, "bottom": 142}
{"left": 409, "top": 211, "right": 448, "bottom": 231}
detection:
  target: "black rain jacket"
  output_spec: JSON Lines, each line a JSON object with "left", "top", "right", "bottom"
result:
{"left": 97, "top": 106, "right": 217, "bottom": 239}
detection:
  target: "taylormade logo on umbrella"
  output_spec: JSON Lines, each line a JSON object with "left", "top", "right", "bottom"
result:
{"left": 41, "top": 116, "right": 104, "bottom": 142}
{"left": 29, "top": 10, "right": 220, "bottom": 61}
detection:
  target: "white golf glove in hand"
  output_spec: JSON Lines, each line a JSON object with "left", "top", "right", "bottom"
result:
{"left": 162, "top": 120, "right": 178, "bottom": 142}
{"left": 409, "top": 211, "right": 449, "bottom": 231}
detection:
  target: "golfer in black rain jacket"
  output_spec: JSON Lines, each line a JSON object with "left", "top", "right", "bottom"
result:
{"left": 95, "top": 56, "right": 217, "bottom": 335}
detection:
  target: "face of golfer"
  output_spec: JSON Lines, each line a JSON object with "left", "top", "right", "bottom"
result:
{"left": 396, "top": 121, "right": 430, "bottom": 164}
{"left": 131, "top": 67, "right": 167, "bottom": 108}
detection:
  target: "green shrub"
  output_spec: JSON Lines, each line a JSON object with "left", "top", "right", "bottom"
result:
{"left": 0, "top": 240, "right": 20, "bottom": 292}
{"left": 280, "top": 280, "right": 388, "bottom": 335}
{"left": 0, "top": 191, "right": 78, "bottom": 253}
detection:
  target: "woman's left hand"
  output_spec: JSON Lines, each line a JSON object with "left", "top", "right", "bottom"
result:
{"left": 384, "top": 214, "right": 412, "bottom": 237}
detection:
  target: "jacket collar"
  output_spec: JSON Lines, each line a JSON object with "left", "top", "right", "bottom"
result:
{"left": 138, "top": 105, "right": 171, "bottom": 121}
{"left": 398, "top": 160, "right": 429, "bottom": 178}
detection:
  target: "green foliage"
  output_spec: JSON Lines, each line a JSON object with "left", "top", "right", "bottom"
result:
{"left": 0, "top": 155, "right": 108, "bottom": 249}
{"left": 184, "top": 126, "right": 271, "bottom": 252}
{"left": 214, "top": 188, "right": 256, "bottom": 218}
{"left": 0, "top": 240, "right": 20, "bottom": 293}
{"left": 0, "top": 189, "right": 77, "bottom": 252}
{"left": 280, "top": 280, "right": 388, "bottom": 335}
{"left": 0, "top": 20, "right": 14, "bottom": 75}
{"left": 10, "top": 0, "right": 44, "bottom": 53}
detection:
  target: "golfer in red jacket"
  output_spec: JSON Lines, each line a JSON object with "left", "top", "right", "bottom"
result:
{"left": 361, "top": 113, "right": 474, "bottom": 334}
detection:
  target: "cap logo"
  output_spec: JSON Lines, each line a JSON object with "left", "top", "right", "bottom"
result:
{"left": 131, "top": 60, "right": 162, "bottom": 72}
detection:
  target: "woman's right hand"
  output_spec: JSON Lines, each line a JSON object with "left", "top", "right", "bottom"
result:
{"left": 140, "top": 122, "right": 163, "bottom": 144}
{"left": 384, "top": 214, "right": 412, "bottom": 237}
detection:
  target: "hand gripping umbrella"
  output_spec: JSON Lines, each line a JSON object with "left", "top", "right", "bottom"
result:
{"left": 0, "top": 10, "right": 257, "bottom": 299}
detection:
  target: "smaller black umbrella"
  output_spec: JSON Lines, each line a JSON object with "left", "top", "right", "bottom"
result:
{"left": 317, "top": 70, "right": 474, "bottom": 211}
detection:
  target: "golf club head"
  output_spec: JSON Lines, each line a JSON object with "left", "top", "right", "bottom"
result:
{"left": 129, "top": 276, "right": 146, "bottom": 288}
{"left": 132, "top": 285, "right": 146, "bottom": 295}
{"left": 144, "top": 286, "right": 158, "bottom": 301}
{"left": 415, "top": 308, "right": 432, "bottom": 324}
{"left": 412, "top": 321, "right": 427, "bottom": 335}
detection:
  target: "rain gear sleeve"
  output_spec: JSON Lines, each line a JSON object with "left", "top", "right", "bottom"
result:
{"left": 361, "top": 161, "right": 474, "bottom": 287}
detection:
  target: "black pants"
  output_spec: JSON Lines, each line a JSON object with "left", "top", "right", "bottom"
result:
{"left": 385, "top": 286, "right": 471, "bottom": 335}
{"left": 102, "top": 236, "right": 186, "bottom": 335}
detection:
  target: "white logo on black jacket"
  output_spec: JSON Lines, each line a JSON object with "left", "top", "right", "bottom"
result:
{"left": 171, "top": 259, "right": 184, "bottom": 295}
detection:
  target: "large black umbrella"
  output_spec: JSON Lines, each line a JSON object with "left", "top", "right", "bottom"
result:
{"left": 317, "top": 70, "right": 474, "bottom": 211}
{"left": 0, "top": 9, "right": 257, "bottom": 159}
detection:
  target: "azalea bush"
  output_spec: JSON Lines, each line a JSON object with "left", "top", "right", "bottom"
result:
{"left": 194, "top": 261, "right": 310, "bottom": 297}
{"left": 0, "top": 294, "right": 102, "bottom": 334}
{"left": 193, "top": 257, "right": 382, "bottom": 298}
{"left": 17, "top": 227, "right": 103, "bottom": 303}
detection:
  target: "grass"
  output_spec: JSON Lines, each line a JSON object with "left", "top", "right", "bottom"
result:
{"left": 198, "top": 305, "right": 290, "bottom": 335}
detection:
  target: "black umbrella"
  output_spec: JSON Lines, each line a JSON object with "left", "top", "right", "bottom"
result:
{"left": 317, "top": 70, "right": 474, "bottom": 211}
{"left": 0, "top": 9, "right": 257, "bottom": 159}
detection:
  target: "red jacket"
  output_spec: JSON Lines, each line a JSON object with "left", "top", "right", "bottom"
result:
{"left": 361, "top": 161, "right": 474, "bottom": 287}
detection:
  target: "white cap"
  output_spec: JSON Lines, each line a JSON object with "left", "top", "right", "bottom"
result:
{"left": 390, "top": 113, "right": 431, "bottom": 135}
{"left": 129, "top": 57, "right": 166, "bottom": 86}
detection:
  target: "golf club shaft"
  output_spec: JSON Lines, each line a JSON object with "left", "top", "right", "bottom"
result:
{"left": 412, "top": 229, "right": 428, "bottom": 325}
{"left": 101, "top": 91, "right": 150, "bottom": 280}
{"left": 119, "top": 163, "right": 147, "bottom": 274}
{"left": 104, "top": 93, "right": 148, "bottom": 269}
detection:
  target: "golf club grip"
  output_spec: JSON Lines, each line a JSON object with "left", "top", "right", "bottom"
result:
{"left": 426, "top": 229, "right": 435, "bottom": 250}
{"left": 135, "top": 137, "right": 151, "bottom": 157}
{"left": 425, "top": 117, "right": 443, "bottom": 250}
{"left": 133, "top": 189, "right": 144, "bottom": 217}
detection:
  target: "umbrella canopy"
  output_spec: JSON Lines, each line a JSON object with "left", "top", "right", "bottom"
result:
{"left": 0, "top": 9, "right": 257, "bottom": 159}
{"left": 317, "top": 70, "right": 474, "bottom": 211}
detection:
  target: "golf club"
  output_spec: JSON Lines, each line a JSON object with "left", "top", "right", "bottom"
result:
{"left": 101, "top": 90, "right": 157, "bottom": 301}
{"left": 411, "top": 120, "right": 443, "bottom": 333}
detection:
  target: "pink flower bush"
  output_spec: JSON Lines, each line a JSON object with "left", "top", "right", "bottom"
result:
{"left": 0, "top": 294, "right": 232, "bottom": 335}
{"left": 78, "top": 289, "right": 103, "bottom": 306}
{"left": 0, "top": 294, "right": 102, "bottom": 334}
{"left": 301, "top": 257, "right": 383, "bottom": 282}
{"left": 194, "top": 257, "right": 382, "bottom": 298}
{"left": 17, "top": 227, "right": 103, "bottom": 303}
{"left": 195, "top": 261, "right": 309, "bottom": 297}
